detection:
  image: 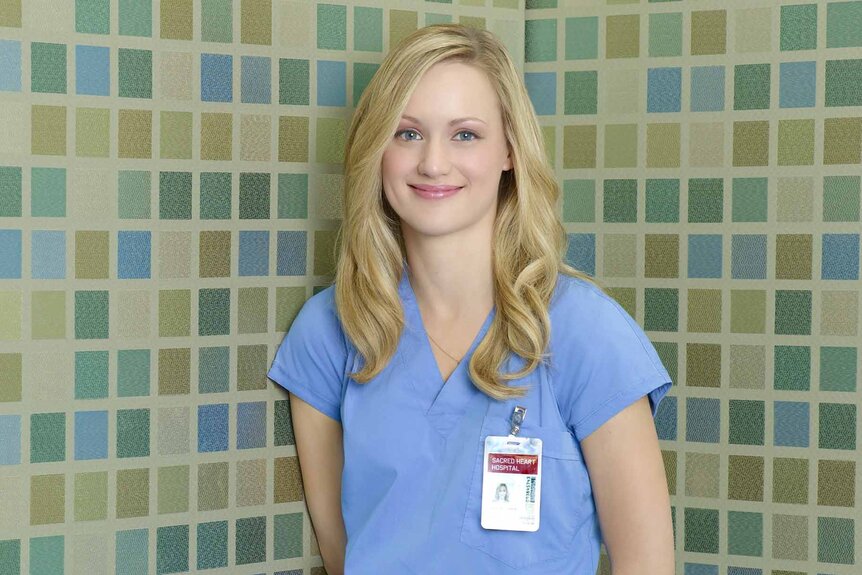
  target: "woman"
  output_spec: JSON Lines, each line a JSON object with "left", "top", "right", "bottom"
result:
{"left": 269, "top": 23, "right": 674, "bottom": 575}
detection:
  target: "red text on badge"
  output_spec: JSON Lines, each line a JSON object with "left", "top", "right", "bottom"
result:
{"left": 487, "top": 453, "right": 539, "bottom": 474}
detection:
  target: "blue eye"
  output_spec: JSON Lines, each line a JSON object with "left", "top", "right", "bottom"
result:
{"left": 396, "top": 129, "right": 421, "bottom": 141}
{"left": 456, "top": 131, "right": 478, "bottom": 142}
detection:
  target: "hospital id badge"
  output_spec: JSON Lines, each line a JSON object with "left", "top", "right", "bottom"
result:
{"left": 480, "top": 434, "right": 542, "bottom": 531}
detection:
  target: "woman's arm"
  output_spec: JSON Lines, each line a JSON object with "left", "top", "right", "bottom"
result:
{"left": 580, "top": 396, "right": 675, "bottom": 575}
{"left": 289, "top": 392, "right": 347, "bottom": 575}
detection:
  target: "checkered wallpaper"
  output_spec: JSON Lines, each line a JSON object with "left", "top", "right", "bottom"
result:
{"left": 0, "top": 0, "right": 859, "bottom": 574}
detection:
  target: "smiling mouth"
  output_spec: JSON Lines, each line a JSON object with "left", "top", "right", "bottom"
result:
{"left": 410, "top": 184, "right": 463, "bottom": 192}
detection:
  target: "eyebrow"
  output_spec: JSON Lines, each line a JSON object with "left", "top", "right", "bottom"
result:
{"left": 400, "top": 115, "right": 487, "bottom": 126}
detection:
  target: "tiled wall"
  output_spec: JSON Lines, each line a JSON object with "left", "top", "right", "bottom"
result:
{"left": 0, "top": 0, "right": 860, "bottom": 574}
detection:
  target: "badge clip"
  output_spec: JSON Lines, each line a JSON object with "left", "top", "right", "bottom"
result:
{"left": 509, "top": 406, "right": 527, "bottom": 437}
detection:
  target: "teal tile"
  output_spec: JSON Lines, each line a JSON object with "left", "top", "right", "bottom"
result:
{"left": 818, "top": 516, "right": 855, "bottom": 564}
{"left": 526, "top": 19, "right": 557, "bottom": 62}
{"left": 278, "top": 173, "right": 308, "bottom": 219}
{"left": 117, "top": 408, "right": 150, "bottom": 458}
{"left": 29, "top": 536, "right": 64, "bottom": 575}
{"left": 31, "top": 43, "right": 67, "bottom": 94}
{"left": 317, "top": 4, "right": 346, "bottom": 50}
{"left": 202, "top": 0, "right": 233, "bottom": 43}
{"left": 819, "top": 403, "right": 856, "bottom": 450}
{"left": 565, "top": 17, "right": 598, "bottom": 60}
{"left": 646, "top": 179, "right": 680, "bottom": 223}
{"left": 74, "top": 290, "right": 109, "bottom": 339}
{"left": 119, "top": 0, "right": 153, "bottom": 37}
{"left": 732, "top": 177, "right": 768, "bottom": 222}
{"left": 156, "top": 525, "right": 188, "bottom": 574}
{"left": 563, "top": 179, "right": 595, "bottom": 223}
{"left": 31, "top": 167, "right": 66, "bottom": 217}
{"left": 118, "top": 170, "right": 151, "bottom": 219}
{"left": 30, "top": 412, "right": 65, "bottom": 463}
{"left": 727, "top": 511, "right": 762, "bottom": 556}
{"left": 75, "top": 350, "right": 109, "bottom": 399}
{"left": 274, "top": 513, "right": 302, "bottom": 560}
{"left": 196, "top": 521, "right": 228, "bottom": 569}
{"left": 781, "top": 4, "right": 817, "bottom": 51}
{"left": 564, "top": 71, "right": 597, "bottom": 115}
{"left": 820, "top": 347, "right": 857, "bottom": 392}
{"left": 827, "top": 1, "right": 862, "bottom": 48}
{"left": 200, "top": 172, "right": 232, "bottom": 220}
{"left": 236, "top": 516, "right": 266, "bottom": 565}
{"left": 354, "top": 7, "right": 382, "bottom": 52}
{"left": 76, "top": 0, "right": 110, "bottom": 34}
{"left": 649, "top": 12, "right": 682, "bottom": 57}
{"left": 0, "top": 166, "right": 22, "bottom": 217}
{"left": 118, "top": 349, "right": 151, "bottom": 397}
{"left": 0, "top": 540, "right": 20, "bottom": 575}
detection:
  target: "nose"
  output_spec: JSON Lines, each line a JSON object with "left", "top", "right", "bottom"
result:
{"left": 417, "top": 137, "right": 451, "bottom": 177}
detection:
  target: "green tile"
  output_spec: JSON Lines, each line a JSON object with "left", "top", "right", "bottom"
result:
{"left": 118, "top": 349, "right": 150, "bottom": 397}
{"left": 237, "top": 344, "right": 267, "bottom": 391}
{"left": 75, "top": 290, "right": 109, "bottom": 339}
{"left": 30, "top": 412, "right": 65, "bottom": 463}
{"left": 649, "top": 12, "right": 682, "bottom": 57}
{"left": 197, "top": 521, "right": 228, "bottom": 569}
{"left": 74, "top": 471, "right": 108, "bottom": 521}
{"left": 239, "top": 173, "right": 270, "bottom": 219}
{"left": 526, "top": 19, "right": 557, "bottom": 62}
{"left": 818, "top": 517, "right": 855, "bottom": 564}
{"left": 75, "top": 350, "right": 109, "bottom": 399}
{"left": 645, "top": 179, "right": 679, "bottom": 223}
{"left": 781, "top": 4, "right": 817, "bottom": 51}
{"left": 820, "top": 347, "right": 857, "bottom": 392}
{"left": 774, "top": 290, "right": 812, "bottom": 335}
{"left": 278, "top": 173, "right": 308, "bottom": 219}
{"left": 425, "top": 12, "right": 452, "bottom": 25}
{"left": 274, "top": 513, "right": 303, "bottom": 560}
{"left": 564, "top": 71, "right": 597, "bottom": 115}
{"left": 653, "top": 342, "right": 678, "bottom": 385}
{"left": 279, "top": 59, "right": 309, "bottom": 105}
{"left": 774, "top": 345, "right": 811, "bottom": 391}
{"left": 274, "top": 400, "right": 294, "bottom": 447}
{"left": 116, "top": 468, "right": 150, "bottom": 518}
{"left": 118, "top": 48, "right": 152, "bottom": 98}
{"left": 727, "top": 511, "right": 762, "bottom": 556}
{"left": 119, "top": 0, "right": 153, "bottom": 37}
{"left": 526, "top": 0, "right": 556, "bottom": 7}
{"left": 823, "top": 175, "right": 861, "bottom": 222}
{"left": 238, "top": 287, "right": 267, "bottom": 334}
{"left": 29, "top": 536, "right": 64, "bottom": 574}
{"left": 316, "top": 117, "right": 346, "bottom": 164}
{"left": 604, "top": 124, "right": 638, "bottom": 168}
{"left": 156, "top": 525, "right": 188, "bottom": 574}
{"left": 353, "top": 62, "right": 379, "bottom": 106}
{"left": 728, "top": 455, "right": 764, "bottom": 501}
{"left": 31, "top": 42, "right": 67, "bottom": 94}
{"left": 202, "top": 0, "right": 232, "bottom": 42}
{"left": 118, "top": 170, "right": 151, "bottom": 219}
{"left": 158, "top": 290, "right": 190, "bottom": 337}
{"left": 603, "top": 179, "right": 637, "bottom": 223}
{"left": 827, "top": 1, "right": 862, "bottom": 48}
{"left": 606, "top": 14, "right": 640, "bottom": 58}
{"left": 734, "top": 63, "right": 771, "bottom": 110}
{"left": 0, "top": 353, "right": 22, "bottom": 402}
{"left": 565, "top": 17, "right": 598, "bottom": 60}
{"left": 825, "top": 59, "right": 862, "bottom": 107}
{"left": 0, "top": 166, "right": 22, "bottom": 217}
{"left": 199, "top": 289, "right": 230, "bottom": 336}
{"left": 818, "top": 459, "right": 856, "bottom": 506}
{"left": 76, "top": 0, "right": 109, "bottom": 33}
{"left": 159, "top": 171, "right": 192, "bottom": 220}
{"left": 200, "top": 172, "right": 232, "bottom": 220}
{"left": 773, "top": 458, "right": 809, "bottom": 504}
{"left": 157, "top": 465, "right": 189, "bottom": 514}
{"left": 199, "top": 346, "right": 229, "bottom": 393}
{"left": 354, "top": 6, "right": 382, "bottom": 52}
{"left": 563, "top": 179, "right": 594, "bottom": 223}
{"left": 819, "top": 403, "right": 856, "bottom": 450}
{"left": 732, "top": 177, "right": 768, "bottom": 222}
{"left": 236, "top": 516, "right": 266, "bottom": 565}
{"left": 0, "top": 540, "right": 20, "bottom": 575}
{"left": 684, "top": 507, "right": 719, "bottom": 553}
{"left": 317, "top": 4, "right": 346, "bottom": 50}
{"left": 688, "top": 178, "right": 723, "bottom": 223}
{"left": 117, "top": 408, "right": 150, "bottom": 458}
{"left": 644, "top": 288, "right": 678, "bottom": 332}
{"left": 729, "top": 400, "right": 764, "bottom": 445}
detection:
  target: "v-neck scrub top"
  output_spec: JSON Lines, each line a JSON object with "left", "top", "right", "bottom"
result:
{"left": 268, "top": 269, "right": 672, "bottom": 574}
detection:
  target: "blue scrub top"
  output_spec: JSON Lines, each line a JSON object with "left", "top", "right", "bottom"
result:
{"left": 268, "top": 267, "right": 672, "bottom": 574}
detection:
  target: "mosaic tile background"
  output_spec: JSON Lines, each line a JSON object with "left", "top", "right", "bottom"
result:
{"left": 0, "top": 0, "right": 860, "bottom": 574}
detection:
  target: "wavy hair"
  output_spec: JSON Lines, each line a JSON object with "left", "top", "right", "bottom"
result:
{"left": 334, "top": 23, "right": 601, "bottom": 399}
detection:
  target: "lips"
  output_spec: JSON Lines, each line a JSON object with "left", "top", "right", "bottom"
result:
{"left": 410, "top": 184, "right": 462, "bottom": 192}
{"left": 409, "top": 184, "right": 463, "bottom": 200}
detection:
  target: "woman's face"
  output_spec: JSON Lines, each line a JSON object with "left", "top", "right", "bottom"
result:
{"left": 381, "top": 60, "right": 512, "bottom": 243}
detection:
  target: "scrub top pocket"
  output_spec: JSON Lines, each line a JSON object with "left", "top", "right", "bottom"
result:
{"left": 459, "top": 425, "right": 588, "bottom": 570}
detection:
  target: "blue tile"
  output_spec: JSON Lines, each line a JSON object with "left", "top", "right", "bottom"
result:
{"left": 0, "top": 40, "right": 22, "bottom": 92}
{"left": 0, "top": 229, "right": 22, "bottom": 278}
{"left": 116, "top": 529, "right": 149, "bottom": 575}
{"left": 237, "top": 401, "right": 267, "bottom": 449}
{"left": 691, "top": 66, "right": 725, "bottom": 112}
{"left": 241, "top": 56, "right": 271, "bottom": 104}
{"left": 31, "top": 230, "right": 66, "bottom": 279}
{"left": 317, "top": 60, "right": 346, "bottom": 107}
{"left": 731, "top": 235, "right": 767, "bottom": 279}
{"left": 655, "top": 395, "right": 677, "bottom": 440}
{"left": 821, "top": 233, "right": 860, "bottom": 280}
{"left": 118, "top": 230, "right": 151, "bottom": 279}
{"left": 74, "top": 410, "right": 109, "bottom": 460}
{"left": 201, "top": 53, "right": 233, "bottom": 102}
{"left": 684, "top": 564, "right": 718, "bottom": 575}
{"left": 774, "top": 401, "right": 809, "bottom": 447}
{"left": 566, "top": 233, "right": 595, "bottom": 275}
{"left": 238, "top": 230, "right": 270, "bottom": 276}
{"left": 198, "top": 404, "right": 229, "bottom": 452}
{"left": 76, "top": 45, "right": 110, "bottom": 95}
{"left": 686, "top": 397, "right": 721, "bottom": 443}
{"left": 688, "top": 234, "right": 722, "bottom": 278}
{"left": 648, "top": 67, "right": 682, "bottom": 113}
{"left": 780, "top": 61, "right": 816, "bottom": 108}
{"left": 524, "top": 72, "right": 556, "bottom": 115}
{"left": 276, "top": 231, "right": 307, "bottom": 276}
{"left": 0, "top": 415, "right": 21, "bottom": 465}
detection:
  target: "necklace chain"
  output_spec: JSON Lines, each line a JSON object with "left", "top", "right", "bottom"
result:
{"left": 425, "top": 330, "right": 462, "bottom": 363}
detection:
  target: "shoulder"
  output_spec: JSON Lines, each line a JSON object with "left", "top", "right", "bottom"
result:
{"left": 288, "top": 285, "right": 349, "bottom": 348}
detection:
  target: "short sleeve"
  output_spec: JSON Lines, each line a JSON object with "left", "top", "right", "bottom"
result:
{"left": 548, "top": 277, "right": 673, "bottom": 442}
{"left": 267, "top": 287, "right": 348, "bottom": 422}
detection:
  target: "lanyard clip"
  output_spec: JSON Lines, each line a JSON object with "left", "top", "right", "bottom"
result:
{"left": 509, "top": 406, "right": 527, "bottom": 437}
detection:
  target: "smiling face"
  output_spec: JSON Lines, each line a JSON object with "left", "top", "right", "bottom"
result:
{"left": 381, "top": 60, "right": 513, "bottom": 243}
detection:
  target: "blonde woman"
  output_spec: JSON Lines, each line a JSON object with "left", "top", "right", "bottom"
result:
{"left": 269, "top": 23, "right": 674, "bottom": 575}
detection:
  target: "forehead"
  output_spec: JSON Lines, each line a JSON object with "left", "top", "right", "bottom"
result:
{"left": 401, "top": 61, "right": 502, "bottom": 123}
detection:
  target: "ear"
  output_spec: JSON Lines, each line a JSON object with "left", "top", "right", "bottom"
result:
{"left": 503, "top": 148, "right": 513, "bottom": 171}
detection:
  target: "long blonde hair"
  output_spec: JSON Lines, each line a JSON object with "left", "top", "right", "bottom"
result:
{"left": 334, "top": 23, "right": 599, "bottom": 399}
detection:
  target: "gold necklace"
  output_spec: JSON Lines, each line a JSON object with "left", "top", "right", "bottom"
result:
{"left": 425, "top": 330, "right": 462, "bottom": 363}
